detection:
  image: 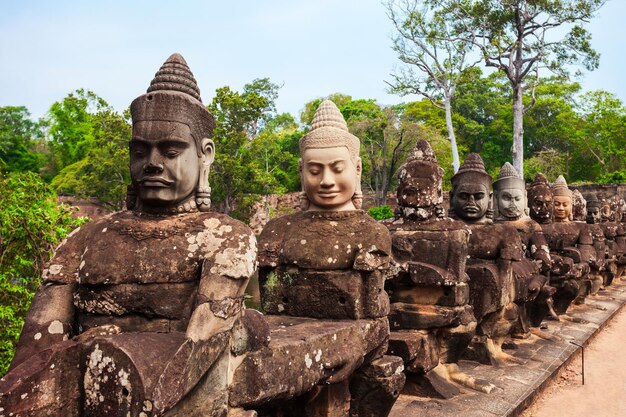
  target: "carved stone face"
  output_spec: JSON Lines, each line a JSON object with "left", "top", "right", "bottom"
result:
{"left": 496, "top": 187, "right": 526, "bottom": 219}
{"left": 397, "top": 173, "right": 441, "bottom": 210}
{"left": 553, "top": 196, "right": 572, "bottom": 222}
{"left": 130, "top": 120, "right": 200, "bottom": 208}
{"left": 587, "top": 206, "right": 601, "bottom": 224}
{"left": 451, "top": 183, "right": 490, "bottom": 222}
{"left": 572, "top": 197, "right": 587, "bottom": 221}
{"left": 601, "top": 204, "right": 614, "bottom": 222}
{"left": 300, "top": 146, "right": 360, "bottom": 211}
{"left": 529, "top": 192, "right": 553, "bottom": 222}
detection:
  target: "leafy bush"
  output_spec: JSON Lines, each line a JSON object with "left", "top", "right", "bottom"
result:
{"left": 0, "top": 172, "right": 86, "bottom": 375}
{"left": 597, "top": 170, "right": 626, "bottom": 184}
{"left": 230, "top": 194, "right": 262, "bottom": 225}
{"left": 368, "top": 205, "right": 395, "bottom": 220}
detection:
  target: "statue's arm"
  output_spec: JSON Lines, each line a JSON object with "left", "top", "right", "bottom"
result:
{"left": 10, "top": 227, "right": 84, "bottom": 370}
{"left": 186, "top": 228, "right": 256, "bottom": 341}
{"left": 529, "top": 231, "right": 552, "bottom": 274}
{"left": 353, "top": 223, "right": 392, "bottom": 272}
{"left": 152, "top": 226, "right": 257, "bottom": 414}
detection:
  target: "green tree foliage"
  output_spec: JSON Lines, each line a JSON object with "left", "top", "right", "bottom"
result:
{"left": 209, "top": 78, "right": 292, "bottom": 214}
{"left": 0, "top": 172, "right": 85, "bottom": 374}
{"left": 571, "top": 90, "right": 626, "bottom": 181}
{"left": 44, "top": 89, "right": 110, "bottom": 179}
{"left": 51, "top": 109, "right": 131, "bottom": 209}
{"left": 0, "top": 106, "right": 46, "bottom": 173}
{"left": 247, "top": 113, "right": 302, "bottom": 194}
{"left": 368, "top": 205, "right": 395, "bottom": 220}
{"left": 524, "top": 148, "right": 567, "bottom": 183}
{"left": 450, "top": 68, "right": 510, "bottom": 169}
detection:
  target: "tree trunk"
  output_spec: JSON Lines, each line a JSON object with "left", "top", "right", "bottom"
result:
{"left": 223, "top": 182, "right": 232, "bottom": 214}
{"left": 512, "top": 84, "right": 524, "bottom": 176}
{"left": 381, "top": 169, "right": 388, "bottom": 206}
{"left": 444, "top": 97, "right": 460, "bottom": 173}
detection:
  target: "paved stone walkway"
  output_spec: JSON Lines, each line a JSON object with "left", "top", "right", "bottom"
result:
{"left": 389, "top": 283, "right": 626, "bottom": 417}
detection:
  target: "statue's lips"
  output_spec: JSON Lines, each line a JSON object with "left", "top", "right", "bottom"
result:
{"left": 140, "top": 177, "right": 173, "bottom": 187}
{"left": 463, "top": 206, "right": 480, "bottom": 213}
{"left": 317, "top": 192, "right": 339, "bottom": 198}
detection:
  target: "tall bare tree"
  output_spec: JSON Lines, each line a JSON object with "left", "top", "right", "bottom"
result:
{"left": 385, "top": 0, "right": 480, "bottom": 173}
{"left": 448, "top": 0, "right": 606, "bottom": 175}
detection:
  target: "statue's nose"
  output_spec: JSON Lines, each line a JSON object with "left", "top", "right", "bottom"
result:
{"left": 144, "top": 162, "right": 164, "bottom": 174}
{"left": 144, "top": 148, "right": 164, "bottom": 174}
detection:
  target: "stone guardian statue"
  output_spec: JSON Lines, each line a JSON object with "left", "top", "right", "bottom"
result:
{"left": 0, "top": 53, "right": 258, "bottom": 417}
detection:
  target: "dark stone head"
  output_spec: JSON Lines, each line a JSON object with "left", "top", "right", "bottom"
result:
{"left": 586, "top": 193, "right": 601, "bottom": 224}
{"left": 527, "top": 173, "right": 553, "bottom": 224}
{"left": 450, "top": 153, "right": 492, "bottom": 223}
{"left": 128, "top": 53, "right": 216, "bottom": 213}
{"left": 396, "top": 139, "right": 445, "bottom": 220}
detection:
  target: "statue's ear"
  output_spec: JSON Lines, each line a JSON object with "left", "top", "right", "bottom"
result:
{"left": 356, "top": 157, "right": 362, "bottom": 175}
{"left": 298, "top": 158, "right": 303, "bottom": 174}
{"left": 200, "top": 138, "right": 215, "bottom": 165}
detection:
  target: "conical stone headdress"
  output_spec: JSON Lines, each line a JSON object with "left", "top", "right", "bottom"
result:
{"left": 552, "top": 175, "right": 572, "bottom": 198}
{"left": 406, "top": 139, "right": 437, "bottom": 163}
{"left": 299, "top": 100, "right": 360, "bottom": 160}
{"left": 398, "top": 139, "right": 443, "bottom": 186}
{"left": 586, "top": 192, "right": 601, "bottom": 209}
{"left": 130, "top": 53, "right": 215, "bottom": 154}
{"left": 493, "top": 162, "right": 525, "bottom": 191}
{"left": 451, "top": 153, "right": 492, "bottom": 190}
{"left": 527, "top": 173, "right": 551, "bottom": 198}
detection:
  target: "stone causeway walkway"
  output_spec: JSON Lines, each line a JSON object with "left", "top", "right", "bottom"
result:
{"left": 389, "top": 283, "right": 626, "bottom": 417}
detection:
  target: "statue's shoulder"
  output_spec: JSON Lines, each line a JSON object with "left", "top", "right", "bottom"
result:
{"left": 495, "top": 222, "right": 523, "bottom": 244}
{"left": 258, "top": 212, "right": 301, "bottom": 267}
{"left": 43, "top": 212, "right": 121, "bottom": 284}
{"left": 354, "top": 211, "right": 392, "bottom": 251}
{"left": 526, "top": 218, "right": 543, "bottom": 234}
{"left": 193, "top": 211, "right": 254, "bottom": 235}
{"left": 190, "top": 212, "right": 256, "bottom": 254}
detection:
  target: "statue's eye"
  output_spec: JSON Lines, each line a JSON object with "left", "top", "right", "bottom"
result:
{"left": 165, "top": 149, "right": 180, "bottom": 158}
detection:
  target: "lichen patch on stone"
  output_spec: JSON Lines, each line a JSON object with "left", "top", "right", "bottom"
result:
{"left": 48, "top": 320, "right": 64, "bottom": 334}
{"left": 48, "top": 264, "right": 63, "bottom": 275}
{"left": 210, "top": 232, "right": 256, "bottom": 278}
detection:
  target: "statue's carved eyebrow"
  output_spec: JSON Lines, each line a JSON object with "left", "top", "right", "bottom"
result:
{"left": 130, "top": 137, "right": 190, "bottom": 148}
{"left": 306, "top": 158, "right": 347, "bottom": 166}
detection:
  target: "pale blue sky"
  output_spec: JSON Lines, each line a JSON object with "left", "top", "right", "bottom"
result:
{"left": 1, "top": 0, "right": 624, "bottom": 121}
